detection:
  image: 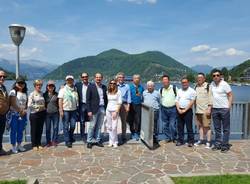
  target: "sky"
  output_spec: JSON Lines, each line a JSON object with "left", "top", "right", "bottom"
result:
{"left": 0, "top": 0, "right": 250, "bottom": 67}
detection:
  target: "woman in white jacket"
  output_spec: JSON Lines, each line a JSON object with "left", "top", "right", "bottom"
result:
{"left": 106, "top": 79, "right": 122, "bottom": 148}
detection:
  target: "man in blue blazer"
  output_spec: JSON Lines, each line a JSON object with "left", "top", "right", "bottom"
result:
{"left": 75, "top": 72, "right": 89, "bottom": 142}
{"left": 86, "top": 73, "right": 107, "bottom": 149}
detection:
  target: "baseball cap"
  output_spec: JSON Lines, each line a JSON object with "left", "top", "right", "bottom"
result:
{"left": 65, "top": 75, "right": 74, "bottom": 80}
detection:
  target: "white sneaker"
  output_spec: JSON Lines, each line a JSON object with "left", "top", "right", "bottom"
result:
{"left": 11, "top": 146, "right": 18, "bottom": 154}
{"left": 194, "top": 140, "right": 203, "bottom": 146}
{"left": 17, "top": 144, "right": 26, "bottom": 152}
{"left": 205, "top": 142, "right": 212, "bottom": 149}
{"left": 108, "top": 143, "right": 113, "bottom": 147}
{"left": 113, "top": 144, "right": 118, "bottom": 148}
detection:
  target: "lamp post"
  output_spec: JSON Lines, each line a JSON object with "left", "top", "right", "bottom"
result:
{"left": 9, "top": 24, "right": 26, "bottom": 79}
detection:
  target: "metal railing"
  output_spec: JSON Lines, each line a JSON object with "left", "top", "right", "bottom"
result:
{"left": 2, "top": 102, "right": 250, "bottom": 143}
{"left": 157, "top": 102, "right": 250, "bottom": 140}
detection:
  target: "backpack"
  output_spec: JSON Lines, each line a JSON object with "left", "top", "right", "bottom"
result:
{"left": 160, "top": 85, "right": 177, "bottom": 97}
{"left": 0, "top": 85, "right": 9, "bottom": 115}
{"left": 194, "top": 83, "right": 210, "bottom": 93}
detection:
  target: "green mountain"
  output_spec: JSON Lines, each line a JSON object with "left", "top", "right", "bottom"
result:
{"left": 44, "top": 49, "right": 194, "bottom": 81}
{"left": 230, "top": 59, "right": 250, "bottom": 80}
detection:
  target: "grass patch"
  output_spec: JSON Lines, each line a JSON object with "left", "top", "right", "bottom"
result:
{"left": 172, "top": 174, "right": 250, "bottom": 184}
{"left": 0, "top": 180, "right": 26, "bottom": 184}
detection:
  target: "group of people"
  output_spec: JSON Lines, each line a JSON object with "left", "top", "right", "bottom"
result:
{"left": 0, "top": 68, "right": 233, "bottom": 156}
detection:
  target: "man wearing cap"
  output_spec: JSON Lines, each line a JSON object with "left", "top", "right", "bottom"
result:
{"left": 0, "top": 71, "right": 9, "bottom": 155}
{"left": 86, "top": 73, "right": 107, "bottom": 149}
{"left": 75, "top": 72, "right": 89, "bottom": 142}
{"left": 58, "top": 75, "right": 79, "bottom": 148}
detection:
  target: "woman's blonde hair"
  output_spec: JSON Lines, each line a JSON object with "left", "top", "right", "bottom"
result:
{"left": 33, "top": 79, "right": 43, "bottom": 87}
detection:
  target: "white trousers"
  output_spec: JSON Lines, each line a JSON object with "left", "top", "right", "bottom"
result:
{"left": 106, "top": 110, "right": 118, "bottom": 145}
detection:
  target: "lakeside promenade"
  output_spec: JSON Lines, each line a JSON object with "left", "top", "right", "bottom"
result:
{"left": 0, "top": 139, "right": 249, "bottom": 184}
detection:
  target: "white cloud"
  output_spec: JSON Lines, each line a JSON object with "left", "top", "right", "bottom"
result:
{"left": 225, "top": 48, "right": 245, "bottom": 56}
{"left": 25, "top": 25, "right": 50, "bottom": 42}
{"left": 191, "top": 44, "right": 246, "bottom": 57}
{"left": 0, "top": 44, "right": 16, "bottom": 53}
{"left": 0, "top": 43, "right": 41, "bottom": 59}
{"left": 190, "top": 44, "right": 210, "bottom": 52}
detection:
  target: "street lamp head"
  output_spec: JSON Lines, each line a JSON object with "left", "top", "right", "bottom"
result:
{"left": 9, "top": 24, "right": 26, "bottom": 46}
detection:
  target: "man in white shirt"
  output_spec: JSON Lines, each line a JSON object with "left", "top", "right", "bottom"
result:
{"left": 175, "top": 77, "right": 196, "bottom": 147}
{"left": 210, "top": 69, "right": 233, "bottom": 153}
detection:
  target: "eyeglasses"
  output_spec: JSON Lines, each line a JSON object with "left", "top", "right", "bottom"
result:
{"left": 0, "top": 75, "right": 6, "bottom": 79}
{"left": 213, "top": 74, "right": 220, "bottom": 77}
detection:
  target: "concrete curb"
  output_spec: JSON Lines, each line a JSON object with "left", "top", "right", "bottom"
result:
{"left": 168, "top": 172, "right": 250, "bottom": 177}
{"left": 27, "top": 178, "right": 39, "bottom": 184}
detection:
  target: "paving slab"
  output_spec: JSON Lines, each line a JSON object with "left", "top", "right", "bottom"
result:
{"left": 0, "top": 140, "right": 250, "bottom": 183}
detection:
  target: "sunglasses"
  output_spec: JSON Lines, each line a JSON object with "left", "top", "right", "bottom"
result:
{"left": 81, "top": 76, "right": 88, "bottom": 78}
{"left": 0, "top": 75, "right": 6, "bottom": 79}
{"left": 48, "top": 84, "right": 55, "bottom": 87}
{"left": 213, "top": 74, "right": 220, "bottom": 77}
{"left": 17, "top": 82, "right": 25, "bottom": 85}
{"left": 110, "top": 82, "right": 116, "bottom": 85}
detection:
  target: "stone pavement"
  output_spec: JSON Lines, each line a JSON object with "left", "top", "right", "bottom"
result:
{"left": 0, "top": 140, "right": 250, "bottom": 184}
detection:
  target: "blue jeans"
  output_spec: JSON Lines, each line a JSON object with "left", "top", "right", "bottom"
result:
{"left": 62, "top": 110, "right": 77, "bottom": 144}
{"left": 87, "top": 106, "right": 105, "bottom": 143}
{"left": 10, "top": 113, "right": 27, "bottom": 145}
{"left": 45, "top": 112, "right": 59, "bottom": 144}
{"left": 212, "top": 108, "right": 230, "bottom": 146}
{"left": 161, "top": 106, "right": 177, "bottom": 140}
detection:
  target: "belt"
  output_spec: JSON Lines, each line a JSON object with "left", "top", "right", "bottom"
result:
{"left": 162, "top": 105, "right": 176, "bottom": 109}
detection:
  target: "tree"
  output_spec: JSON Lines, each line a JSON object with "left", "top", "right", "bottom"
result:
{"left": 221, "top": 67, "right": 229, "bottom": 81}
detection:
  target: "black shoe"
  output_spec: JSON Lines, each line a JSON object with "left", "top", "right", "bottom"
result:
{"left": 187, "top": 143, "right": 194, "bottom": 147}
{"left": 95, "top": 142, "right": 104, "bottom": 147}
{"left": 165, "top": 139, "right": 172, "bottom": 143}
{"left": 221, "top": 146, "right": 230, "bottom": 153}
{"left": 176, "top": 142, "right": 184, "bottom": 146}
{"left": 172, "top": 139, "right": 177, "bottom": 143}
{"left": 66, "top": 143, "right": 72, "bottom": 148}
{"left": 87, "top": 143, "right": 92, "bottom": 149}
{"left": 0, "top": 149, "right": 9, "bottom": 156}
{"left": 212, "top": 145, "right": 221, "bottom": 151}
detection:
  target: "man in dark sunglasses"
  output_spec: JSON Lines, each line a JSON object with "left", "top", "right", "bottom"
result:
{"left": 75, "top": 72, "right": 89, "bottom": 142}
{"left": 210, "top": 69, "right": 233, "bottom": 153}
{"left": 0, "top": 70, "right": 9, "bottom": 155}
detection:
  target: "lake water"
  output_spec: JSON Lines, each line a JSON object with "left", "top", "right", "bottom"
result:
{"left": 4, "top": 80, "right": 250, "bottom": 102}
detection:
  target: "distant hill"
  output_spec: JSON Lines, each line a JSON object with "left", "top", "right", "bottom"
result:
{"left": 230, "top": 59, "right": 250, "bottom": 80}
{"left": 0, "top": 58, "right": 58, "bottom": 79}
{"left": 191, "top": 64, "right": 213, "bottom": 74}
{"left": 0, "top": 67, "right": 19, "bottom": 80}
{"left": 45, "top": 49, "right": 194, "bottom": 81}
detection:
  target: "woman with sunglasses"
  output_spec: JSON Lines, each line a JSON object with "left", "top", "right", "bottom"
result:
{"left": 43, "top": 80, "right": 59, "bottom": 147}
{"left": 8, "top": 77, "right": 28, "bottom": 153}
{"left": 106, "top": 79, "right": 122, "bottom": 148}
{"left": 28, "top": 79, "right": 46, "bottom": 151}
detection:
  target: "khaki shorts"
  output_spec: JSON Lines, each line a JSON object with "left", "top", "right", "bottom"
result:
{"left": 196, "top": 113, "right": 211, "bottom": 128}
